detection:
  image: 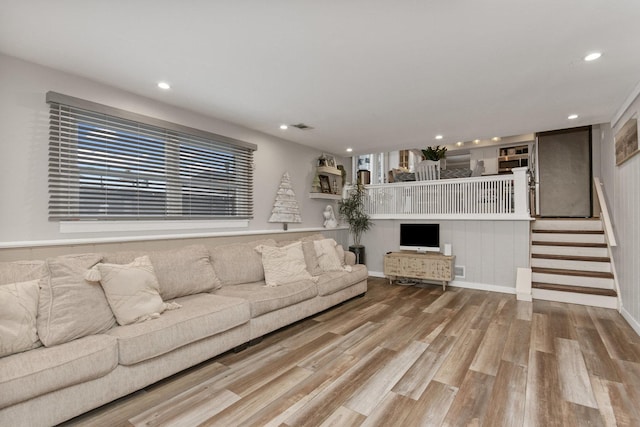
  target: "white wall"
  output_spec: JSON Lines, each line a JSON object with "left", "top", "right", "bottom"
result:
{"left": 600, "top": 89, "right": 640, "bottom": 334}
{"left": 362, "top": 219, "right": 530, "bottom": 292}
{"left": 0, "top": 54, "right": 348, "bottom": 245}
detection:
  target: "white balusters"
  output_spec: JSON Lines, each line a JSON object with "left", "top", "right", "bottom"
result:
{"left": 351, "top": 169, "right": 530, "bottom": 220}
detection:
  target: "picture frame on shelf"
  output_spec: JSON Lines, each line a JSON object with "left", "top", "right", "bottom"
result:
{"left": 325, "top": 154, "right": 336, "bottom": 168}
{"left": 318, "top": 153, "right": 336, "bottom": 168}
{"left": 319, "top": 175, "right": 332, "bottom": 193}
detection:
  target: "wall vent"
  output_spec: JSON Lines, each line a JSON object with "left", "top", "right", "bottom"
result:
{"left": 454, "top": 265, "right": 465, "bottom": 278}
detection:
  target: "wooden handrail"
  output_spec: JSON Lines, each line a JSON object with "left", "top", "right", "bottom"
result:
{"left": 593, "top": 177, "right": 617, "bottom": 247}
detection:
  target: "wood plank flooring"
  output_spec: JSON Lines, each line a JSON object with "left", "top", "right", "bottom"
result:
{"left": 61, "top": 277, "right": 640, "bottom": 427}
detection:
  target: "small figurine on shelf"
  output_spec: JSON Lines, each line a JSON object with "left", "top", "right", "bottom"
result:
{"left": 322, "top": 205, "right": 338, "bottom": 228}
{"left": 311, "top": 174, "right": 321, "bottom": 193}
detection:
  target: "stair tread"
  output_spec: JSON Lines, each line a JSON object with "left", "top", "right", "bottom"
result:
{"left": 531, "top": 254, "right": 610, "bottom": 263}
{"left": 532, "top": 282, "right": 617, "bottom": 297}
{"left": 534, "top": 217, "right": 600, "bottom": 220}
{"left": 531, "top": 241, "right": 607, "bottom": 248}
{"left": 532, "top": 229, "right": 603, "bottom": 234}
{"left": 532, "top": 267, "right": 614, "bottom": 279}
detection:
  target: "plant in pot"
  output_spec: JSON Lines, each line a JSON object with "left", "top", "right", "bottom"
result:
{"left": 338, "top": 184, "right": 373, "bottom": 265}
{"left": 421, "top": 145, "right": 448, "bottom": 161}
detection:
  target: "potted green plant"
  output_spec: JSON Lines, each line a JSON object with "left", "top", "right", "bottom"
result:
{"left": 338, "top": 184, "right": 373, "bottom": 264}
{"left": 421, "top": 145, "right": 448, "bottom": 161}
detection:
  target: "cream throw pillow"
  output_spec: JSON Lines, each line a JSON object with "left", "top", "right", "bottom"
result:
{"left": 0, "top": 279, "right": 41, "bottom": 357}
{"left": 256, "top": 241, "right": 315, "bottom": 287}
{"left": 37, "top": 253, "right": 116, "bottom": 347}
{"left": 88, "top": 256, "right": 180, "bottom": 326}
{"left": 313, "top": 239, "right": 352, "bottom": 273}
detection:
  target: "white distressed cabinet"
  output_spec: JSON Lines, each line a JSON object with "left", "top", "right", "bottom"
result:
{"left": 384, "top": 251, "right": 455, "bottom": 290}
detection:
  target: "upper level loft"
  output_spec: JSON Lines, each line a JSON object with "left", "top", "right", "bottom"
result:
{"left": 350, "top": 135, "right": 535, "bottom": 221}
{"left": 348, "top": 167, "right": 531, "bottom": 221}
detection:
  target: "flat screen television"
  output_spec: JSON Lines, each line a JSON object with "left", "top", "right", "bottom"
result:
{"left": 400, "top": 223, "right": 440, "bottom": 253}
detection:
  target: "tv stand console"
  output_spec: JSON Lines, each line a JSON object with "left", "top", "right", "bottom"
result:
{"left": 383, "top": 251, "right": 455, "bottom": 290}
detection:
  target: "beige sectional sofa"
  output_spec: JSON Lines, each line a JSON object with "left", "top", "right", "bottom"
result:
{"left": 0, "top": 235, "right": 367, "bottom": 427}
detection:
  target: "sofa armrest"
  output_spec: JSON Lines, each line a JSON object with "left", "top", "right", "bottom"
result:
{"left": 343, "top": 248, "right": 356, "bottom": 266}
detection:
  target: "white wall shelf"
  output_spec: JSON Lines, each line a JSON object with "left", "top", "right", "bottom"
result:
{"left": 316, "top": 166, "right": 341, "bottom": 176}
{"left": 309, "top": 193, "right": 342, "bottom": 200}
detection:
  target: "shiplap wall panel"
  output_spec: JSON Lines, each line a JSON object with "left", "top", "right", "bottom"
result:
{"left": 364, "top": 219, "right": 530, "bottom": 290}
{"left": 607, "top": 94, "right": 640, "bottom": 333}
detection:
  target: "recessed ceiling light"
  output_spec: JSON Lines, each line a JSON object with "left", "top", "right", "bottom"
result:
{"left": 568, "top": 114, "right": 579, "bottom": 120}
{"left": 456, "top": 141, "right": 463, "bottom": 147}
{"left": 584, "top": 52, "right": 602, "bottom": 62}
{"left": 491, "top": 137, "right": 501, "bottom": 142}
{"left": 435, "top": 135, "right": 443, "bottom": 140}
{"left": 346, "top": 148, "right": 353, "bottom": 152}
{"left": 279, "top": 124, "right": 288, "bottom": 130}
{"left": 157, "top": 82, "right": 171, "bottom": 90}
{"left": 473, "top": 139, "right": 480, "bottom": 144}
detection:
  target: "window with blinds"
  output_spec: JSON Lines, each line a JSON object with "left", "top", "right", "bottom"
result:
{"left": 47, "top": 92, "right": 256, "bottom": 221}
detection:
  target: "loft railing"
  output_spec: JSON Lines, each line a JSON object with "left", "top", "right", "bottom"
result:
{"left": 348, "top": 167, "right": 531, "bottom": 220}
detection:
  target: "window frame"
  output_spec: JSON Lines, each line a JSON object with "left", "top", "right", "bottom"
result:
{"left": 47, "top": 91, "right": 257, "bottom": 222}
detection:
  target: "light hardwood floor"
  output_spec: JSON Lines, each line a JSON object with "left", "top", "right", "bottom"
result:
{"left": 62, "top": 277, "right": 640, "bottom": 427}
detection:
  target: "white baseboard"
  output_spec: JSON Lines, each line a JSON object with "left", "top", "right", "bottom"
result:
{"left": 449, "top": 280, "right": 516, "bottom": 295}
{"left": 368, "top": 271, "right": 385, "bottom": 278}
{"left": 620, "top": 306, "right": 640, "bottom": 337}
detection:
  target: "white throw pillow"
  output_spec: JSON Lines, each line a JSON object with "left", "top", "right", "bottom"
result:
{"left": 37, "top": 253, "right": 116, "bottom": 347}
{"left": 256, "top": 241, "right": 314, "bottom": 287}
{"left": 313, "top": 239, "right": 350, "bottom": 273}
{"left": 0, "top": 279, "right": 42, "bottom": 357}
{"left": 89, "top": 256, "right": 180, "bottom": 326}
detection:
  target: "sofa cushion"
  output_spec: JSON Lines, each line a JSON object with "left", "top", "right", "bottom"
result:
{"left": 0, "top": 334, "right": 118, "bottom": 409}
{"left": 313, "top": 239, "right": 346, "bottom": 273}
{"left": 0, "top": 260, "right": 46, "bottom": 286}
{"left": 103, "top": 244, "right": 221, "bottom": 300}
{"left": 0, "top": 279, "right": 41, "bottom": 357}
{"left": 214, "top": 280, "right": 318, "bottom": 317}
{"left": 257, "top": 241, "right": 314, "bottom": 287}
{"left": 210, "top": 239, "right": 276, "bottom": 286}
{"left": 316, "top": 264, "right": 368, "bottom": 296}
{"left": 107, "top": 293, "right": 250, "bottom": 365}
{"left": 37, "top": 253, "right": 117, "bottom": 347}
{"left": 90, "top": 256, "right": 178, "bottom": 326}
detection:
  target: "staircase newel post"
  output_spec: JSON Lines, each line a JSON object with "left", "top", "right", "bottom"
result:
{"left": 512, "top": 167, "right": 528, "bottom": 217}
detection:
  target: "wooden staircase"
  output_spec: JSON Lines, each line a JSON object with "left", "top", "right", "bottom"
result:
{"left": 530, "top": 218, "right": 618, "bottom": 308}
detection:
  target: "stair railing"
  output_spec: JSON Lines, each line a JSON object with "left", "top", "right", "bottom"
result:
{"left": 593, "top": 177, "right": 617, "bottom": 247}
{"left": 593, "top": 176, "right": 621, "bottom": 308}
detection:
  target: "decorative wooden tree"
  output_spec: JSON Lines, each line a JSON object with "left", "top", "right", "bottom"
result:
{"left": 268, "top": 172, "right": 302, "bottom": 230}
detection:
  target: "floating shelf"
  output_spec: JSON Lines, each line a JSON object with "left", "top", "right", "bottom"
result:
{"left": 309, "top": 193, "right": 342, "bottom": 200}
{"left": 316, "top": 166, "right": 342, "bottom": 176}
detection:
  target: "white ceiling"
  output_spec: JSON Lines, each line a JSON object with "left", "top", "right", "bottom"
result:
{"left": 1, "top": 1, "right": 640, "bottom": 155}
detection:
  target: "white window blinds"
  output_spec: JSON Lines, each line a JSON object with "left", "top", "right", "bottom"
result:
{"left": 47, "top": 92, "right": 256, "bottom": 221}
